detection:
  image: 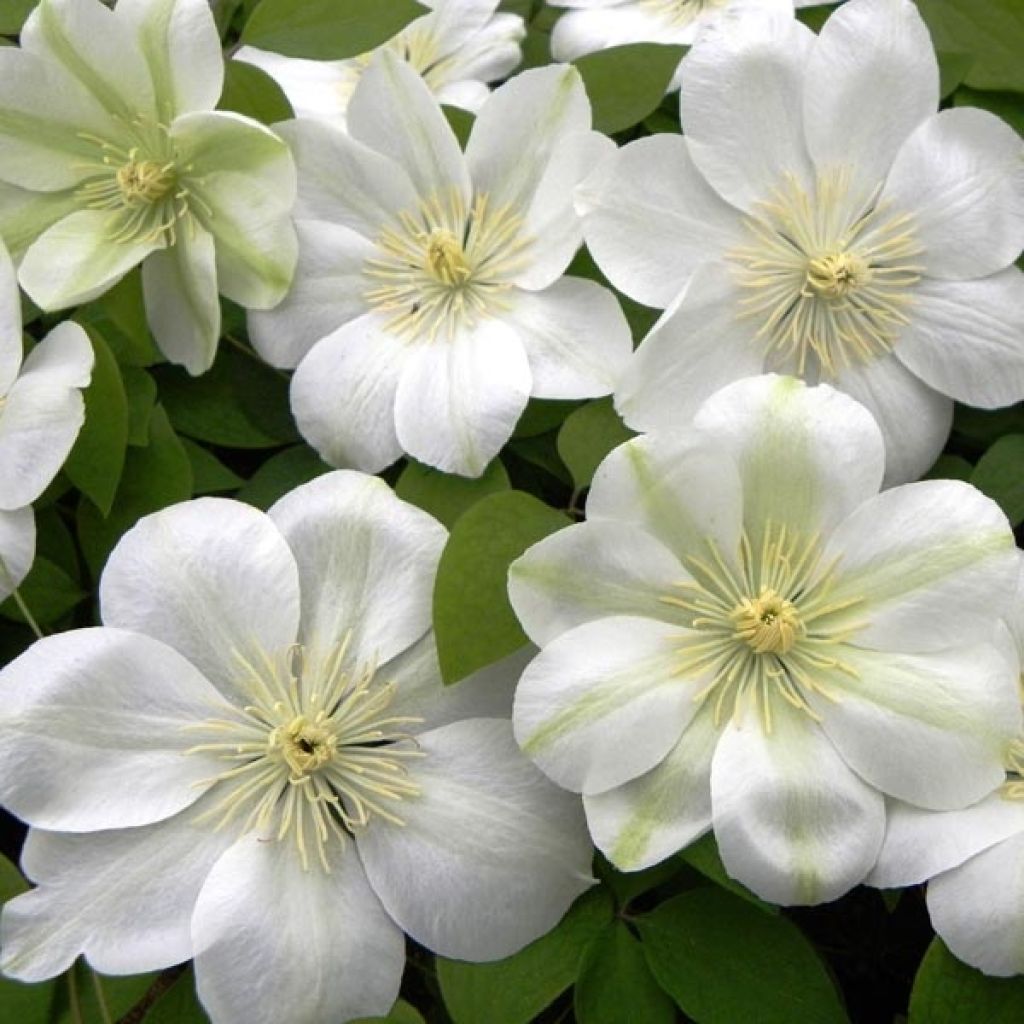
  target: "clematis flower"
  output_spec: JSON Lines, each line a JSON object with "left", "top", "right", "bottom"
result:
{"left": 579, "top": 0, "right": 1024, "bottom": 484}
{"left": 236, "top": 0, "right": 525, "bottom": 132}
{"left": 0, "top": 0, "right": 298, "bottom": 376}
{"left": 550, "top": 0, "right": 814, "bottom": 91}
{"left": 249, "top": 53, "right": 630, "bottom": 478}
{"left": 509, "top": 374, "right": 1021, "bottom": 905}
{"left": 0, "top": 472, "right": 593, "bottom": 1024}
{"left": 868, "top": 556, "right": 1024, "bottom": 976}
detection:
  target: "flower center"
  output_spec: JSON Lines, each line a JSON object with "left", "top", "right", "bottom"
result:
{"left": 662, "top": 522, "right": 865, "bottom": 732}
{"left": 729, "top": 169, "right": 924, "bottom": 378}
{"left": 186, "top": 638, "right": 424, "bottom": 872}
{"left": 364, "top": 188, "right": 531, "bottom": 341}
{"left": 115, "top": 157, "right": 176, "bottom": 205}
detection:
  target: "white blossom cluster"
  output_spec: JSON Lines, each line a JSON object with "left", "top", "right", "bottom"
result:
{"left": 0, "top": 0, "right": 1021, "bottom": 1020}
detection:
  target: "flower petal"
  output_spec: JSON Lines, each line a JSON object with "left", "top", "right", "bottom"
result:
{"left": 803, "top": 0, "right": 938, "bottom": 200}
{"left": 192, "top": 835, "right": 404, "bottom": 1024}
{"left": 551, "top": 5, "right": 691, "bottom": 60}
{"left": 141, "top": 223, "right": 220, "bottom": 376}
{"left": 116, "top": 0, "right": 223, "bottom": 119}
{"left": 711, "top": 701, "right": 885, "bottom": 905}
{"left": 823, "top": 479, "right": 1017, "bottom": 652}
{"left": 268, "top": 470, "right": 447, "bottom": 668}
{"left": 248, "top": 220, "right": 375, "bottom": 371}
{"left": 585, "top": 704, "right": 718, "bottom": 872}
{"left": 356, "top": 718, "right": 594, "bottom": 961}
{"left": 615, "top": 262, "right": 766, "bottom": 431}
{"left": 881, "top": 108, "right": 1024, "bottom": 280}
{"left": 868, "top": 794, "right": 1024, "bottom": 889}
{"left": 509, "top": 520, "right": 689, "bottom": 647}
{"left": 0, "top": 801, "right": 237, "bottom": 982}
{"left": 99, "top": 498, "right": 301, "bottom": 705}
{"left": 0, "top": 627, "right": 227, "bottom": 832}
{"left": 18, "top": 210, "right": 159, "bottom": 311}
{"left": 289, "top": 312, "right": 408, "bottom": 474}
{"left": 0, "top": 321, "right": 92, "bottom": 509}
{"left": 577, "top": 135, "right": 745, "bottom": 308}
{"left": 833, "top": 350, "right": 953, "bottom": 486}
{"left": 679, "top": 10, "right": 815, "bottom": 211}
{"left": 694, "top": 375, "right": 885, "bottom": 544}
{"left": 0, "top": 182, "right": 81, "bottom": 262}
{"left": 927, "top": 831, "right": 1024, "bottom": 977}
{"left": 513, "top": 616, "right": 699, "bottom": 795}
{"left": 347, "top": 51, "right": 470, "bottom": 206}
{"left": 813, "top": 639, "right": 1020, "bottom": 810}
{"left": 394, "top": 318, "right": 531, "bottom": 478}
{"left": 505, "top": 277, "right": 631, "bottom": 399}
{"left": 0, "top": 240, "right": 23, "bottom": 395}
{"left": 172, "top": 110, "right": 297, "bottom": 309}
{"left": 0, "top": 508, "right": 34, "bottom": 603}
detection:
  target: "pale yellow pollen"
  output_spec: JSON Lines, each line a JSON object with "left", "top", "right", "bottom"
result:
{"left": 426, "top": 229, "right": 473, "bottom": 286}
{"left": 1002, "top": 734, "right": 1024, "bottom": 801}
{"left": 272, "top": 715, "right": 337, "bottom": 777}
{"left": 731, "top": 588, "right": 803, "bottom": 655}
{"left": 805, "top": 251, "right": 871, "bottom": 300}
{"left": 115, "top": 158, "right": 176, "bottom": 206}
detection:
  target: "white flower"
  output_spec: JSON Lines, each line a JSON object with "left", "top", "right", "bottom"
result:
{"left": 868, "top": 555, "right": 1024, "bottom": 977}
{"left": 578, "top": 0, "right": 1024, "bottom": 485}
{"left": 0, "top": 0, "right": 298, "bottom": 376}
{"left": 236, "top": 0, "right": 525, "bottom": 132}
{"left": 0, "top": 472, "right": 594, "bottom": 1024}
{"left": 509, "top": 374, "right": 1021, "bottom": 906}
{"left": 249, "top": 54, "right": 631, "bottom": 478}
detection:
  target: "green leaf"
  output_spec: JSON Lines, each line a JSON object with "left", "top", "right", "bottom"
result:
{"left": 575, "top": 922, "right": 675, "bottom": 1024}
{"left": 396, "top": 458, "right": 510, "bottom": 527}
{"left": 122, "top": 366, "right": 158, "bottom": 446}
{"left": 638, "top": 888, "right": 848, "bottom": 1024}
{"left": 76, "top": 270, "right": 161, "bottom": 368}
{"left": 63, "top": 327, "right": 128, "bottom": 517}
{"left": 220, "top": 59, "right": 294, "bottom": 122}
{"left": 0, "top": 851, "right": 27, "bottom": 901}
{"left": 51, "top": 966, "right": 158, "bottom": 1024}
{"left": 513, "top": 398, "right": 581, "bottom": 439}
{"left": 952, "top": 403, "right": 1024, "bottom": 449}
{"left": 574, "top": 44, "right": 686, "bottom": 134}
{"left": 924, "top": 453, "right": 974, "bottom": 482}
{"left": 443, "top": 105, "right": 474, "bottom": 148}
{"left": 236, "top": 445, "right": 330, "bottom": 510}
{"left": 182, "top": 438, "right": 245, "bottom": 494}
{"left": 146, "top": 969, "right": 208, "bottom": 1024}
{"left": 915, "top": 0, "right": 1024, "bottom": 92}
{"left": 970, "top": 434, "right": 1024, "bottom": 527}
{"left": 352, "top": 999, "right": 427, "bottom": 1024}
{"left": 0, "top": 557, "right": 86, "bottom": 626}
{"left": 909, "top": 939, "right": 1024, "bottom": 1023}
{"left": 433, "top": 490, "right": 570, "bottom": 683}
{"left": 0, "top": 0, "right": 36, "bottom": 34}
{"left": 677, "top": 834, "right": 778, "bottom": 915}
{"left": 937, "top": 50, "right": 974, "bottom": 98}
{"left": 557, "top": 398, "right": 635, "bottom": 491}
{"left": 438, "top": 888, "right": 614, "bottom": 1024}
{"left": 242, "top": 0, "right": 427, "bottom": 59}
{"left": 77, "top": 405, "right": 193, "bottom": 578}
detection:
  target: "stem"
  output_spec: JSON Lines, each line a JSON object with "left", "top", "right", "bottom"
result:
{"left": 0, "top": 559, "right": 43, "bottom": 640}
{"left": 67, "top": 968, "right": 84, "bottom": 1024}
{"left": 92, "top": 970, "right": 114, "bottom": 1024}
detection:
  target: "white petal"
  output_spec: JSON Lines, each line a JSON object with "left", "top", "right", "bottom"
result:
{"left": 833, "top": 351, "right": 953, "bottom": 487}
{"left": 248, "top": 220, "right": 375, "bottom": 370}
{"left": 881, "top": 109, "right": 1024, "bottom": 280}
{"left": 585, "top": 705, "right": 718, "bottom": 872}
{"left": 823, "top": 479, "right": 1017, "bottom": 652}
{"left": 99, "top": 498, "right": 301, "bottom": 705}
{"left": 289, "top": 312, "right": 408, "bottom": 473}
{"left": 233, "top": 48, "right": 352, "bottom": 129}
{"left": 513, "top": 616, "right": 698, "bottom": 795}
{"left": 869, "top": 794, "right": 1024, "bottom": 889}
{"left": 0, "top": 507, "right": 34, "bottom": 603}
{"left": 356, "top": 718, "right": 594, "bottom": 961}
{"left": 895, "top": 270, "right": 1024, "bottom": 409}
{"left": 587, "top": 434, "right": 743, "bottom": 571}
{"left": 193, "top": 836, "right": 404, "bottom": 1024}
{"left": 0, "top": 627, "right": 226, "bottom": 832}
{"left": 551, "top": 6, "right": 692, "bottom": 60}
{"left": 394, "top": 318, "right": 531, "bottom": 478}
{"left": 347, "top": 51, "right": 470, "bottom": 206}
{"left": 0, "top": 320, "right": 91, "bottom": 509}
{"left": 0, "top": 802, "right": 236, "bottom": 982}
{"left": 268, "top": 470, "right": 446, "bottom": 668}
{"left": 711, "top": 702, "right": 885, "bottom": 905}
{"left": 508, "top": 519, "right": 689, "bottom": 647}
{"left": 141, "top": 223, "right": 220, "bottom": 376}
{"left": 693, "top": 375, "right": 885, "bottom": 541}
{"left": 0, "top": 182, "right": 80, "bottom": 262}
{"left": 615, "top": 262, "right": 766, "bottom": 431}
{"left": 577, "top": 135, "right": 745, "bottom": 308}
{"left": 813, "top": 640, "right": 1020, "bottom": 811}
{"left": 116, "top": 0, "right": 223, "bottom": 118}
{"left": 803, "top": 0, "right": 938, "bottom": 201}
{"left": 506, "top": 277, "right": 631, "bottom": 399}
{"left": 927, "top": 832, "right": 1024, "bottom": 977}
{"left": 0, "top": 240, "right": 23, "bottom": 395}
{"left": 679, "top": 10, "right": 815, "bottom": 211}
